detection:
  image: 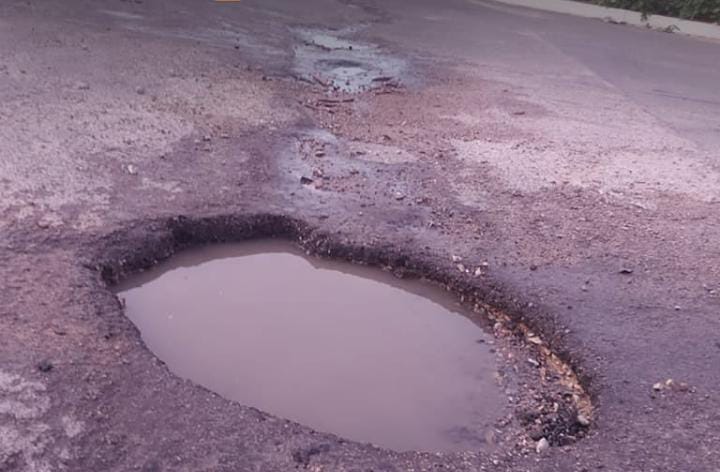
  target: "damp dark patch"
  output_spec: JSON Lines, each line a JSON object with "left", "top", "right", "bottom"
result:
{"left": 93, "top": 213, "right": 594, "bottom": 451}
{"left": 317, "top": 58, "right": 366, "bottom": 69}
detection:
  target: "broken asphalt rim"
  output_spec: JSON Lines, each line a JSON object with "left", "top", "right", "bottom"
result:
{"left": 84, "top": 212, "right": 595, "bottom": 449}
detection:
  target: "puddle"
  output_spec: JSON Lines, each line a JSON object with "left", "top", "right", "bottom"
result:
{"left": 115, "top": 240, "right": 505, "bottom": 452}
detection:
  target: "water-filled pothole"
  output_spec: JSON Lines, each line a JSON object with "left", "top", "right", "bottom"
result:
{"left": 115, "top": 240, "right": 506, "bottom": 452}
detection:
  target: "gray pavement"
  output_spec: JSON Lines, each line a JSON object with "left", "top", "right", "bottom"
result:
{"left": 2, "top": 0, "right": 719, "bottom": 471}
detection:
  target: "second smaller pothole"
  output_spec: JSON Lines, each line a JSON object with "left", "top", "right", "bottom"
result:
{"left": 292, "top": 28, "right": 406, "bottom": 93}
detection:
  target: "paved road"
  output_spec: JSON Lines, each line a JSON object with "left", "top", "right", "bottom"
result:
{"left": 383, "top": 0, "right": 720, "bottom": 151}
{"left": 1, "top": 1, "right": 719, "bottom": 471}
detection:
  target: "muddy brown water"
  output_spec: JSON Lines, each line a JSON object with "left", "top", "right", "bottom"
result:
{"left": 115, "top": 241, "right": 505, "bottom": 452}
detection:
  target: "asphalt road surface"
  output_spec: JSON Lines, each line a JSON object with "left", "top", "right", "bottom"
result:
{"left": 2, "top": 0, "right": 720, "bottom": 471}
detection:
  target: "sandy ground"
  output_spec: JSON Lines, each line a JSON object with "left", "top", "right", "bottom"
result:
{"left": 2, "top": 0, "right": 720, "bottom": 471}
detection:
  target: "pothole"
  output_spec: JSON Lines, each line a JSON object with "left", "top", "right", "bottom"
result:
{"left": 115, "top": 240, "right": 507, "bottom": 452}
{"left": 292, "top": 28, "right": 406, "bottom": 93}
{"left": 102, "top": 216, "right": 593, "bottom": 454}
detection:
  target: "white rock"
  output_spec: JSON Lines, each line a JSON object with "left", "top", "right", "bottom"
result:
{"left": 536, "top": 437, "right": 549, "bottom": 454}
{"left": 577, "top": 414, "right": 591, "bottom": 427}
{"left": 527, "top": 335, "right": 542, "bottom": 345}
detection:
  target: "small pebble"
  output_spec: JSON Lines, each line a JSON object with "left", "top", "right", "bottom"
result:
{"left": 577, "top": 414, "right": 591, "bottom": 427}
{"left": 536, "top": 437, "right": 549, "bottom": 454}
